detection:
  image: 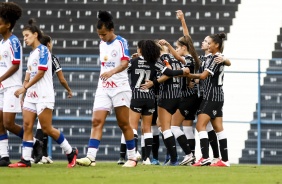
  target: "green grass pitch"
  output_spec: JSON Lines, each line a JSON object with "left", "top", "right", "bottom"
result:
{"left": 1, "top": 162, "right": 282, "bottom": 184}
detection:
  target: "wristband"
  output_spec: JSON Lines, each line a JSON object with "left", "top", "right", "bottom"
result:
{"left": 153, "top": 79, "right": 159, "bottom": 86}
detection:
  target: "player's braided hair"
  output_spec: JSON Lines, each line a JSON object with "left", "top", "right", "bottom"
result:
{"left": 97, "top": 10, "right": 114, "bottom": 30}
{"left": 23, "top": 18, "right": 43, "bottom": 41}
{"left": 177, "top": 35, "right": 201, "bottom": 71}
{"left": 209, "top": 32, "right": 226, "bottom": 53}
{"left": 140, "top": 40, "right": 161, "bottom": 63}
{"left": 0, "top": 2, "right": 22, "bottom": 30}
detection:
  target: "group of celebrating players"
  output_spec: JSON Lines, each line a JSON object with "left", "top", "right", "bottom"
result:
{"left": 0, "top": 2, "right": 230, "bottom": 168}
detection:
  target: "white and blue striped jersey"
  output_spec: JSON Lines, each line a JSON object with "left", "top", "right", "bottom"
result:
{"left": 25, "top": 44, "right": 54, "bottom": 103}
{"left": 98, "top": 35, "right": 131, "bottom": 91}
{"left": 0, "top": 35, "right": 22, "bottom": 88}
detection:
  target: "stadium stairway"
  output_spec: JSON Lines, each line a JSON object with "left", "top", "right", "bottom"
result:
{"left": 239, "top": 27, "right": 282, "bottom": 164}
{"left": 11, "top": 0, "right": 240, "bottom": 55}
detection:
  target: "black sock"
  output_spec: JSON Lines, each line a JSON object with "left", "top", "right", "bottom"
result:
{"left": 163, "top": 136, "right": 178, "bottom": 162}
{"left": 144, "top": 137, "right": 153, "bottom": 160}
{"left": 134, "top": 134, "right": 138, "bottom": 153}
{"left": 42, "top": 134, "right": 48, "bottom": 157}
{"left": 35, "top": 129, "right": 44, "bottom": 141}
{"left": 152, "top": 135, "right": 159, "bottom": 160}
{"left": 219, "top": 139, "right": 228, "bottom": 161}
{"left": 141, "top": 146, "right": 145, "bottom": 160}
{"left": 120, "top": 143, "right": 126, "bottom": 159}
{"left": 176, "top": 135, "right": 191, "bottom": 155}
{"left": 187, "top": 139, "right": 196, "bottom": 156}
{"left": 200, "top": 138, "right": 209, "bottom": 159}
{"left": 208, "top": 130, "right": 220, "bottom": 158}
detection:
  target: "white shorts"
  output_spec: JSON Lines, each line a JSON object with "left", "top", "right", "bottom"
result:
{"left": 0, "top": 86, "right": 22, "bottom": 113}
{"left": 93, "top": 88, "right": 131, "bottom": 112}
{"left": 23, "top": 101, "right": 54, "bottom": 115}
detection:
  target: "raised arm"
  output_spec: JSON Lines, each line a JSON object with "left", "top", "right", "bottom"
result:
{"left": 176, "top": 10, "right": 189, "bottom": 37}
{"left": 158, "top": 39, "right": 186, "bottom": 65}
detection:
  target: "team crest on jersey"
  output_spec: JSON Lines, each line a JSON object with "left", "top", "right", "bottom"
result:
{"left": 32, "top": 59, "right": 38, "bottom": 67}
{"left": 111, "top": 50, "right": 118, "bottom": 57}
{"left": 2, "top": 51, "right": 8, "bottom": 59}
{"left": 213, "top": 110, "right": 217, "bottom": 116}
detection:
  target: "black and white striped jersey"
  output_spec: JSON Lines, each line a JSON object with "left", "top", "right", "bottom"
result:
{"left": 202, "top": 53, "right": 224, "bottom": 102}
{"left": 158, "top": 54, "right": 182, "bottom": 99}
{"left": 128, "top": 56, "right": 157, "bottom": 99}
{"left": 197, "top": 54, "right": 213, "bottom": 96}
{"left": 51, "top": 54, "right": 62, "bottom": 76}
{"left": 181, "top": 55, "right": 196, "bottom": 98}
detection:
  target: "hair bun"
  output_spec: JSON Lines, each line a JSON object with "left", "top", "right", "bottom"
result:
{"left": 218, "top": 32, "right": 226, "bottom": 39}
{"left": 98, "top": 10, "right": 113, "bottom": 22}
{"left": 28, "top": 18, "right": 36, "bottom": 25}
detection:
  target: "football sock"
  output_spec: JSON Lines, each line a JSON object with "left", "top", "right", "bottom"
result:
{"left": 0, "top": 134, "right": 9, "bottom": 158}
{"left": 163, "top": 129, "right": 178, "bottom": 162}
{"left": 171, "top": 126, "right": 191, "bottom": 155}
{"left": 217, "top": 131, "right": 228, "bottom": 161}
{"left": 199, "top": 131, "right": 209, "bottom": 159}
{"left": 120, "top": 134, "right": 126, "bottom": 159}
{"left": 144, "top": 133, "right": 153, "bottom": 160}
{"left": 22, "top": 141, "right": 33, "bottom": 161}
{"left": 187, "top": 139, "right": 196, "bottom": 155}
{"left": 208, "top": 130, "right": 220, "bottom": 158}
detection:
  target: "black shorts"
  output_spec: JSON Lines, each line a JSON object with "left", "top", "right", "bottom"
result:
{"left": 158, "top": 98, "right": 180, "bottom": 115}
{"left": 178, "top": 94, "right": 199, "bottom": 120}
{"left": 130, "top": 98, "right": 155, "bottom": 115}
{"left": 197, "top": 99, "right": 223, "bottom": 119}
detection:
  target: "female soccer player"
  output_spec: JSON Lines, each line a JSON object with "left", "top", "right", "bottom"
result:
{"left": 0, "top": 2, "right": 23, "bottom": 167}
{"left": 9, "top": 19, "right": 77, "bottom": 168}
{"left": 32, "top": 34, "right": 73, "bottom": 164}
{"left": 176, "top": 10, "right": 231, "bottom": 165}
{"left": 158, "top": 35, "right": 201, "bottom": 166}
{"left": 76, "top": 10, "right": 138, "bottom": 167}
{"left": 188, "top": 33, "right": 230, "bottom": 167}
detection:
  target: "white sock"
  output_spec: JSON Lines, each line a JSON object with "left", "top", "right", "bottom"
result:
{"left": 141, "top": 135, "right": 145, "bottom": 147}
{"left": 127, "top": 148, "right": 136, "bottom": 160}
{"left": 22, "top": 141, "right": 33, "bottom": 161}
{"left": 0, "top": 139, "right": 9, "bottom": 158}
{"left": 121, "top": 133, "right": 126, "bottom": 144}
{"left": 183, "top": 126, "right": 194, "bottom": 139}
{"left": 59, "top": 139, "right": 72, "bottom": 154}
{"left": 87, "top": 148, "right": 98, "bottom": 160}
{"left": 171, "top": 126, "right": 184, "bottom": 139}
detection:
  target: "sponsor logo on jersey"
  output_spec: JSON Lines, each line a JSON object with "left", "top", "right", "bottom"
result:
{"left": 26, "top": 91, "right": 38, "bottom": 98}
{"left": 102, "top": 80, "right": 118, "bottom": 88}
